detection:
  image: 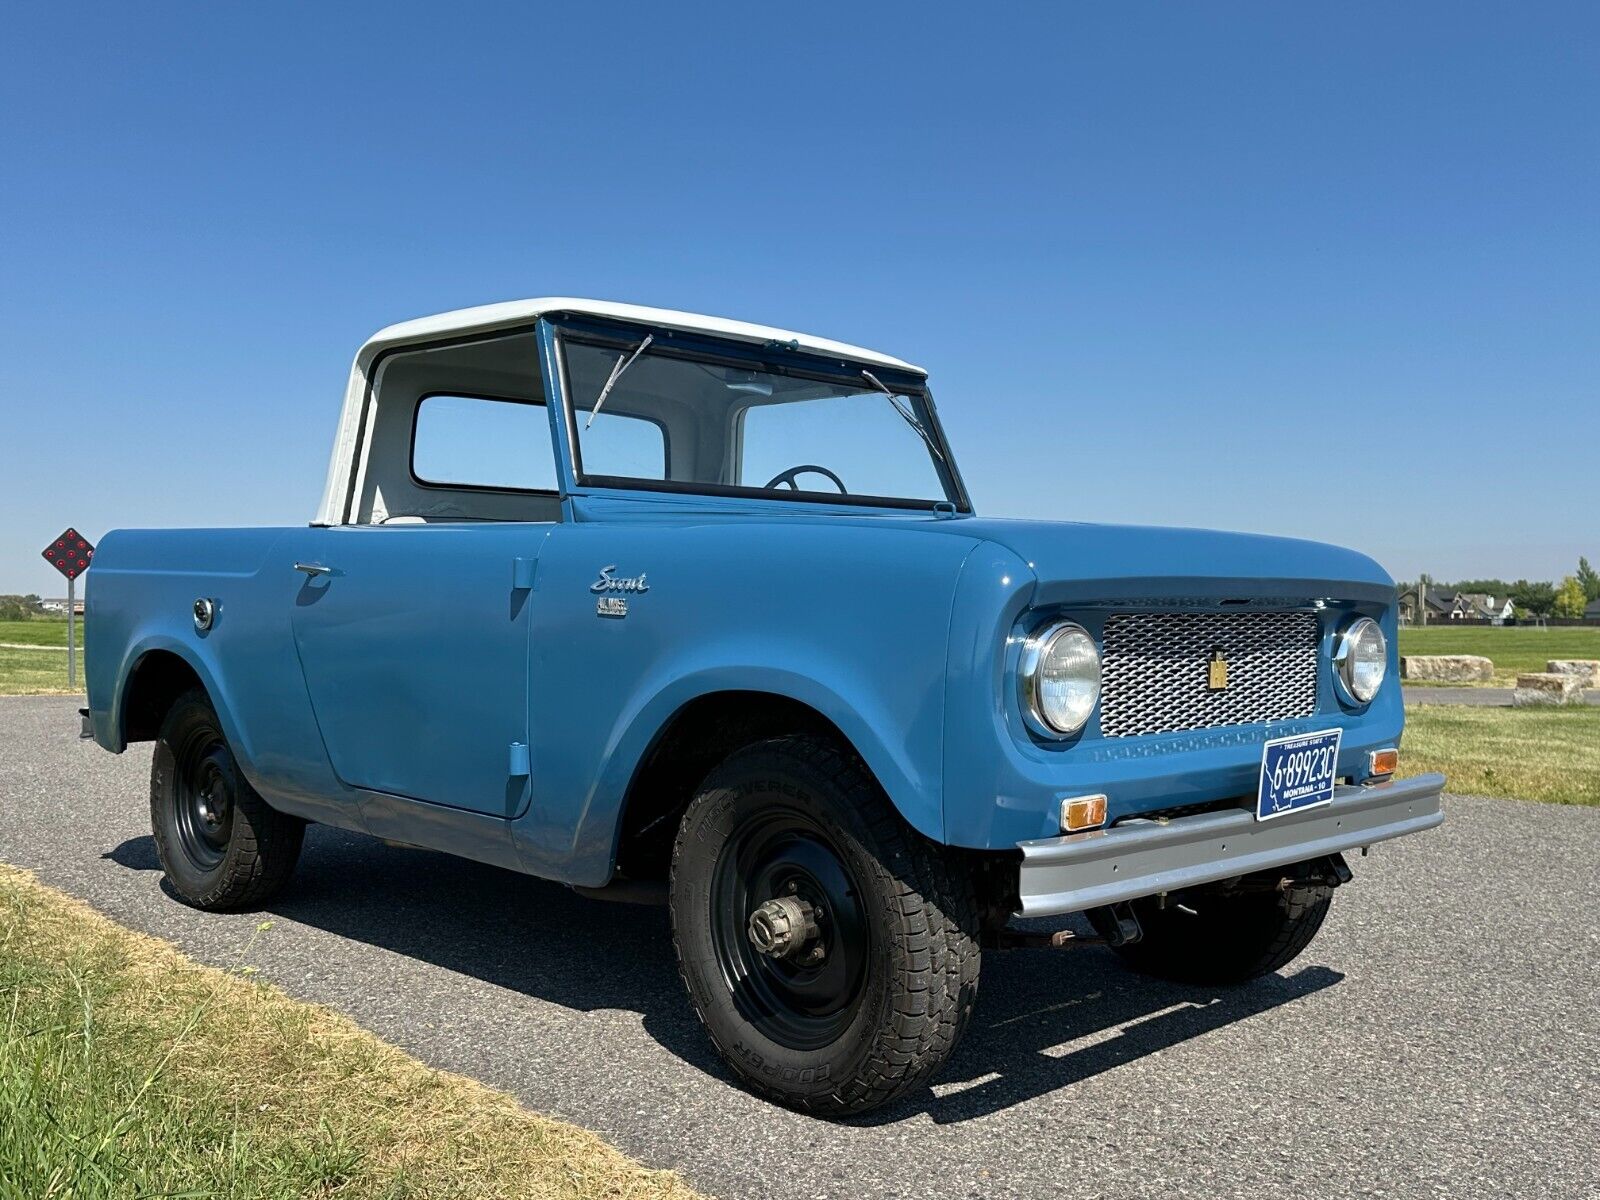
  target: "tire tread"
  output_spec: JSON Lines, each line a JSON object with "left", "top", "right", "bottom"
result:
{"left": 670, "top": 735, "right": 980, "bottom": 1116}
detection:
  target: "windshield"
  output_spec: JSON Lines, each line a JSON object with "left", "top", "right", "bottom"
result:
{"left": 560, "top": 331, "right": 962, "bottom": 508}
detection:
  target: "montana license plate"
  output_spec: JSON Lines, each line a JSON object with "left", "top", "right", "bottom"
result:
{"left": 1256, "top": 728, "right": 1342, "bottom": 821}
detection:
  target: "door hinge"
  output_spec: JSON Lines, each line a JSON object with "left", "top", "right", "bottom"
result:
{"left": 511, "top": 556, "right": 537, "bottom": 591}
{"left": 508, "top": 742, "right": 531, "bottom": 777}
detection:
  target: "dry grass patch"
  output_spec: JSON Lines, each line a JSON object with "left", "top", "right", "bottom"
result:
{"left": 1402, "top": 704, "right": 1600, "bottom": 806}
{"left": 0, "top": 864, "right": 704, "bottom": 1199}
{"left": 0, "top": 647, "right": 81, "bottom": 695}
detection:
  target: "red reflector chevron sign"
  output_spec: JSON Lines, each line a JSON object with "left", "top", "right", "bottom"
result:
{"left": 42, "top": 527, "right": 95, "bottom": 580}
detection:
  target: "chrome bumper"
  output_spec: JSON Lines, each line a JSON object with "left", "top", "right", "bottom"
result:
{"left": 1016, "top": 772, "right": 1446, "bottom": 917}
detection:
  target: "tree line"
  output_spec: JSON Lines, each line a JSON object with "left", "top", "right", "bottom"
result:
{"left": 1400, "top": 557, "right": 1599, "bottom": 620}
{"left": 0, "top": 595, "right": 47, "bottom": 621}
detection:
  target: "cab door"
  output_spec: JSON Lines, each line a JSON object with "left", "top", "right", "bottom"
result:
{"left": 286, "top": 523, "right": 547, "bottom": 817}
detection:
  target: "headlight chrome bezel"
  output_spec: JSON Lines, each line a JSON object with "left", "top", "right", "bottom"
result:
{"left": 1333, "top": 615, "right": 1388, "bottom": 705}
{"left": 1018, "top": 620, "right": 1102, "bottom": 738}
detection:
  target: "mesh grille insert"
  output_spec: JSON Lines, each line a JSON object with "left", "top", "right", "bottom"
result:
{"left": 1099, "top": 611, "right": 1320, "bottom": 737}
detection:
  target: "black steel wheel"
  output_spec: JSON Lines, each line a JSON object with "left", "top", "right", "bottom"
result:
{"left": 708, "top": 806, "right": 872, "bottom": 1051}
{"left": 171, "top": 735, "right": 236, "bottom": 874}
{"left": 150, "top": 688, "right": 304, "bottom": 910}
{"left": 670, "top": 735, "right": 980, "bottom": 1116}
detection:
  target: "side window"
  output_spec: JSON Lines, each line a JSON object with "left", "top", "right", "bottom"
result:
{"left": 412, "top": 394, "right": 558, "bottom": 492}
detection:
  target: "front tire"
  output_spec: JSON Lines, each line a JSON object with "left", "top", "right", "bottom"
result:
{"left": 669, "top": 736, "right": 980, "bottom": 1116}
{"left": 150, "top": 688, "right": 304, "bottom": 910}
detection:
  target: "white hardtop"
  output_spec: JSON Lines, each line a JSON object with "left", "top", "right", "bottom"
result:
{"left": 357, "top": 298, "right": 924, "bottom": 373}
{"left": 316, "top": 298, "right": 924, "bottom": 524}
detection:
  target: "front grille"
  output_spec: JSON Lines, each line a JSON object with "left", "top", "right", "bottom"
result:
{"left": 1099, "top": 611, "right": 1320, "bottom": 737}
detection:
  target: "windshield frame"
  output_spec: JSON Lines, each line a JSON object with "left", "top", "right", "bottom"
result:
{"left": 550, "top": 315, "right": 971, "bottom": 513}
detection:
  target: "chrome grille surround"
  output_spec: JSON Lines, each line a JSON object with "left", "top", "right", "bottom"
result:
{"left": 1099, "top": 611, "right": 1320, "bottom": 738}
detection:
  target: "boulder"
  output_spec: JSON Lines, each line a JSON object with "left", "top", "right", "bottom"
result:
{"left": 1546, "top": 659, "right": 1600, "bottom": 688}
{"left": 1401, "top": 654, "right": 1494, "bottom": 683}
{"left": 1513, "top": 672, "right": 1583, "bottom": 707}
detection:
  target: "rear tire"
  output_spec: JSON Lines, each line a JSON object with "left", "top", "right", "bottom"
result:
{"left": 669, "top": 736, "right": 980, "bottom": 1116}
{"left": 150, "top": 688, "right": 304, "bottom": 911}
{"left": 1093, "top": 880, "right": 1333, "bottom": 986}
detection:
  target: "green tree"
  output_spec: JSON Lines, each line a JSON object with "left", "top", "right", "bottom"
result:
{"left": 1578, "top": 556, "right": 1600, "bottom": 603}
{"left": 0, "top": 594, "right": 44, "bottom": 621}
{"left": 1510, "top": 580, "right": 1557, "bottom": 618}
{"left": 1554, "top": 576, "right": 1587, "bottom": 619}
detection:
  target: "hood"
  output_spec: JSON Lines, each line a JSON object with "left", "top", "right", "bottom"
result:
{"left": 954, "top": 518, "right": 1396, "bottom": 608}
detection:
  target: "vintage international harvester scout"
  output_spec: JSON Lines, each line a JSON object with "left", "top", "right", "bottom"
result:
{"left": 84, "top": 299, "right": 1445, "bottom": 1115}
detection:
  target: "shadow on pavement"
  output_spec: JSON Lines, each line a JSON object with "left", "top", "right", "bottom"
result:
{"left": 105, "top": 825, "right": 1343, "bottom": 1124}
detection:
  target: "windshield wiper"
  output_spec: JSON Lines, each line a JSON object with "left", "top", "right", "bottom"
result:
{"left": 861, "top": 369, "right": 946, "bottom": 464}
{"left": 587, "top": 334, "right": 654, "bottom": 428}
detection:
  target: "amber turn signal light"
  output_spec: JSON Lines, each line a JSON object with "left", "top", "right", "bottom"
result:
{"left": 1369, "top": 748, "right": 1399, "bottom": 778}
{"left": 1061, "top": 794, "right": 1108, "bottom": 832}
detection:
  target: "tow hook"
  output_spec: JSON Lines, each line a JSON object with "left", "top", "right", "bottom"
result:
{"left": 1229, "top": 852, "right": 1355, "bottom": 895}
{"left": 990, "top": 900, "right": 1143, "bottom": 950}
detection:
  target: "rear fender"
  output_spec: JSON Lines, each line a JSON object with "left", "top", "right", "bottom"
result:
{"left": 112, "top": 635, "right": 254, "bottom": 769}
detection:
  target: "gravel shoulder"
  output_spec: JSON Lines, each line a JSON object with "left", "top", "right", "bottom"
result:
{"left": 2, "top": 695, "right": 1596, "bottom": 1200}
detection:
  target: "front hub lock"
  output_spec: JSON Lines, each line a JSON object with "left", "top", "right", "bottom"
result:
{"left": 747, "top": 895, "right": 823, "bottom": 963}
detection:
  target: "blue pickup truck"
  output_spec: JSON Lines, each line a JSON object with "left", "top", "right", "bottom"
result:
{"left": 84, "top": 299, "right": 1444, "bottom": 1115}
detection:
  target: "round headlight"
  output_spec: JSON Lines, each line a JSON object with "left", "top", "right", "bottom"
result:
{"left": 1019, "top": 621, "right": 1101, "bottom": 737}
{"left": 1335, "top": 617, "right": 1387, "bottom": 704}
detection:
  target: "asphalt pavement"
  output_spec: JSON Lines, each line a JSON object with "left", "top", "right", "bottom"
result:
{"left": 1, "top": 695, "right": 1595, "bottom": 1199}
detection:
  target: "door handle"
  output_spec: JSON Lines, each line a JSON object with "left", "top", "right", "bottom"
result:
{"left": 293, "top": 562, "right": 334, "bottom": 577}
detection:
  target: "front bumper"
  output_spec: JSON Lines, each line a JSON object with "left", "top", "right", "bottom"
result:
{"left": 1015, "top": 772, "right": 1445, "bottom": 917}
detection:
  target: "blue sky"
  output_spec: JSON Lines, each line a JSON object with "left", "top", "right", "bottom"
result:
{"left": 2, "top": 3, "right": 1595, "bottom": 595}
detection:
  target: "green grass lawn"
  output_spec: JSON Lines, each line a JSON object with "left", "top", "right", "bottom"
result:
{"left": 0, "top": 647, "right": 82, "bottom": 695}
{"left": 0, "top": 617, "right": 81, "bottom": 648}
{"left": 0, "top": 864, "right": 700, "bottom": 1200}
{"left": 1403, "top": 703, "right": 1600, "bottom": 806}
{"left": 0, "top": 618, "right": 84, "bottom": 694}
{"left": 1398, "top": 625, "right": 1600, "bottom": 686}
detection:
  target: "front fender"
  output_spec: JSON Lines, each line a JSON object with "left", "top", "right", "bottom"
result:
{"left": 563, "top": 659, "right": 942, "bottom": 885}
{"left": 511, "top": 521, "right": 982, "bottom": 886}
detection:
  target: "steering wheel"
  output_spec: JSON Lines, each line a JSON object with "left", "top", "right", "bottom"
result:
{"left": 762, "top": 464, "right": 848, "bottom": 494}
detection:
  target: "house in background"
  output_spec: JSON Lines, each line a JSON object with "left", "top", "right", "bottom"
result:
{"left": 1587, "top": 597, "right": 1600, "bottom": 624}
{"left": 40, "top": 597, "right": 86, "bottom": 616}
{"left": 1398, "top": 587, "right": 1460, "bottom": 625}
{"left": 1452, "top": 593, "right": 1515, "bottom": 623}
{"left": 1397, "top": 588, "right": 1514, "bottom": 625}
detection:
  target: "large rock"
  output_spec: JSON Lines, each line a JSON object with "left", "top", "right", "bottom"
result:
{"left": 1513, "top": 672, "right": 1583, "bottom": 707}
{"left": 1401, "top": 654, "right": 1494, "bottom": 683}
{"left": 1546, "top": 659, "right": 1600, "bottom": 688}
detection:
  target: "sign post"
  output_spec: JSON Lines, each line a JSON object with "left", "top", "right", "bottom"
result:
{"left": 41, "top": 528, "right": 94, "bottom": 690}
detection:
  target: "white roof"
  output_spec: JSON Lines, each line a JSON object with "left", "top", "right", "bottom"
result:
{"left": 357, "top": 297, "right": 924, "bottom": 373}
{"left": 316, "top": 298, "right": 922, "bottom": 525}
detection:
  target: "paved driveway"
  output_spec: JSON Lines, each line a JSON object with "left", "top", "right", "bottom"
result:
{"left": 2, "top": 695, "right": 1595, "bottom": 1199}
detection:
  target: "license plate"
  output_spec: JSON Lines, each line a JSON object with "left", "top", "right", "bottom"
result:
{"left": 1256, "top": 728, "right": 1342, "bottom": 821}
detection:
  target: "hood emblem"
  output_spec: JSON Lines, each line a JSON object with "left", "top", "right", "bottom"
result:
{"left": 1207, "top": 648, "right": 1229, "bottom": 692}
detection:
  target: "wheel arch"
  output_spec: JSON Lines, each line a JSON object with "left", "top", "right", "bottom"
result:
{"left": 596, "top": 677, "right": 943, "bottom": 884}
{"left": 113, "top": 639, "right": 252, "bottom": 769}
